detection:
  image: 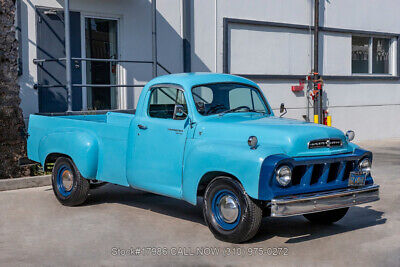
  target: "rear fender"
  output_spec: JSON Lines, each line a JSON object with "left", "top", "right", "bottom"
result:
{"left": 38, "top": 130, "right": 99, "bottom": 179}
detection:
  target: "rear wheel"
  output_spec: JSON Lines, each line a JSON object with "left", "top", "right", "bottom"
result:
{"left": 52, "top": 157, "right": 90, "bottom": 206}
{"left": 303, "top": 208, "right": 349, "bottom": 224}
{"left": 203, "top": 177, "right": 262, "bottom": 243}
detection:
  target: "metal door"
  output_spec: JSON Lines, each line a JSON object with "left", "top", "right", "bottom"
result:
{"left": 36, "top": 8, "right": 82, "bottom": 113}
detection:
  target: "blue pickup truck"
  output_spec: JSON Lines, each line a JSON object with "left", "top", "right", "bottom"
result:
{"left": 27, "top": 73, "right": 379, "bottom": 243}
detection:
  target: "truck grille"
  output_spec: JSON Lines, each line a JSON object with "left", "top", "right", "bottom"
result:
{"left": 291, "top": 160, "right": 356, "bottom": 186}
{"left": 308, "top": 138, "right": 342, "bottom": 149}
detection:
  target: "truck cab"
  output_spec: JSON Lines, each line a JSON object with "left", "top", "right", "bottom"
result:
{"left": 27, "top": 73, "right": 379, "bottom": 243}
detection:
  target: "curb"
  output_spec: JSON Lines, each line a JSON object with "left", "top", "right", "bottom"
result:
{"left": 0, "top": 175, "right": 51, "bottom": 192}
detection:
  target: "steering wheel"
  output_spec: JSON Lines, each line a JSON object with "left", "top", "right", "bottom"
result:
{"left": 206, "top": 104, "right": 227, "bottom": 115}
{"left": 232, "top": 106, "right": 251, "bottom": 112}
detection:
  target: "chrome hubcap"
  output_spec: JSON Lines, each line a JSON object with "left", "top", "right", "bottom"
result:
{"left": 61, "top": 170, "right": 73, "bottom": 191}
{"left": 218, "top": 195, "right": 239, "bottom": 223}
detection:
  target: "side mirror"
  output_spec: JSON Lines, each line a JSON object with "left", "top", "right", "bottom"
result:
{"left": 346, "top": 130, "right": 355, "bottom": 142}
{"left": 173, "top": 104, "right": 187, "bottom": 120}
{"left": 279, "top": 103, "right": 287, "bottom": 117}
{"left": 280, "top": 103, "right": 285, "bottom": 113}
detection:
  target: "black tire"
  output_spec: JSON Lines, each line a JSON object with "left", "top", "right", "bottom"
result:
{"left": 303, "top": 208, "right": 349, "bottom": 224}
{"left": 52, "top": 157, "right": 90, "bottom": 206}
{"left": 203, "top": 177, "right": 262, "bottom": 243}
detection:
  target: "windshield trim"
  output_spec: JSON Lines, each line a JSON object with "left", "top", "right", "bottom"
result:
{"left": 191, "top": 82, "right": 272, "bottom": 116}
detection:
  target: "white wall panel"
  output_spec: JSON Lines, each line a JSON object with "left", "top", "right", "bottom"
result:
{"left": 156, "top": 0, "right": 183, "bottom": 74}
{"left": 192, "top": 0, "right": 215, "bottom": 72}
{"left": 324, "top": 82, "right": 400, "bottom": 107}
{"left": 323, "top": 0, "right": 400, "bottom": 34}
{"left": 229, "top": 24, "right": 312, "bottom": 75}
{"left": 329, "top": 105, "right": 400, "bottom": 141}
{"left": 322, "top": 32, "right": 352, "bottom": 76}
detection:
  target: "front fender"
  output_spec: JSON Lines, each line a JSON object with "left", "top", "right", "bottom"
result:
{"left": 182, "top": 138, "right": 284, "bottom": 204}
{"left": 38, "top": 130, "right": 99, "bottom": 179}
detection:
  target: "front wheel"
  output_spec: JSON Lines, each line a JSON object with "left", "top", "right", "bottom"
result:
{"left": 203, "top": 177, "right": 262, "bottom": 243}
{"left": 303, "top": 208, "right": 349, "bottom": 224}
{"left": 52, "top": 157, "right": 90, "bottom": 206}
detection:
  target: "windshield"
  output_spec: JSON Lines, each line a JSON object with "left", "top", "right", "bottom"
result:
{"left": 192, "top": 83, "right": 270, "bottom": 116}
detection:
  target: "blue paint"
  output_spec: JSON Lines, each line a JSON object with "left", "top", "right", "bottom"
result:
{"left": 211, "top": 190, "right": 241, "bottom": 230}
{"left": 56, "top": 164, "right": 72, "bottom": 197}
{"left": 27, "top": 73, "right": 377, "bottom": 206}
{"left": 258, "top": 148, "right": 374, "bottom": 200}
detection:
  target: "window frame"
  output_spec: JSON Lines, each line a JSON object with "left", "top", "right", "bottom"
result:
{"left": 352, "top": 35, "right": 395, "bottom": 75}
{"left": 147, "top": 84, "right": 188, "bottom": 120}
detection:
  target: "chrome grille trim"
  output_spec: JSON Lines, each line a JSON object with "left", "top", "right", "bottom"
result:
{"left": 308, "top": 138, "right": 343, "bottom": 149}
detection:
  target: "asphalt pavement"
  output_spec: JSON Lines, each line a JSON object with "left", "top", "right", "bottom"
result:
{"left": 0, "top": 139, "right": 399, "bottom": 266}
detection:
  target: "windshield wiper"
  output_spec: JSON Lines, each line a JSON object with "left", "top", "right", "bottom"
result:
{"left": 219, "top": 106, "right": 265, "bottom": 116}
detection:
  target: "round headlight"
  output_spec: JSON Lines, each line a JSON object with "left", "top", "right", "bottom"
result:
{"left": 248, "top": 136, "right": 258, "bottom": 149}
{"left": 276, "top": 165, "right": 292, "bottom": 186}
{"left": 359, "top": 158, "right": 371, "bottom": 174}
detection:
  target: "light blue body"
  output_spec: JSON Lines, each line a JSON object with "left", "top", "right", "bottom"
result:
{"left": 27, "top": 73, "right": 372, "bottom": 205}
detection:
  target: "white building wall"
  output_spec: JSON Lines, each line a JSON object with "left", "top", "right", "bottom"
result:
{"left": 229, "top": 25, "right": 312, "bottom": 75}
{"left": 323, "top": 0, "right": 400, "bottom": 32}
{"left": 18, "top": 0, "right": 400, "bottom": 141}
{"left": 190, "top": 0, "right": 400, "bottom": 141}
{"left": 18, "top": 0, "right": 183, "bottom": 118}
{"left": 322, "top": 0, "right": 400, "bottom": 140}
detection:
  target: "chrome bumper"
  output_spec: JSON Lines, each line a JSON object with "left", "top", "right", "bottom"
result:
{"left": 271, "top": 185, "right": 380, "bottom": 217}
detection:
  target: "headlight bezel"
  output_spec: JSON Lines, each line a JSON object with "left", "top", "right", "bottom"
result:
{"left": 275, "top": 165, "right": 292, "bottom": 187}
{"left": 359, "top": 157, "right": 372, "bottom": 175}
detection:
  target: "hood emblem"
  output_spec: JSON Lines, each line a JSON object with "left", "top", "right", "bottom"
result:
{"left": 326, "top": 139, "right": 331, "bottom": 148}
{"left": 308, "top": 138, "right": 342, "bottom": 149}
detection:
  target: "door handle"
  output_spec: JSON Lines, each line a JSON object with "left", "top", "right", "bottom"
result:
{"left": 138, "top": 124, "right": 148, "bottom": 130}
{"left": 168, "top": 128, "right": 183, "bottom": 133}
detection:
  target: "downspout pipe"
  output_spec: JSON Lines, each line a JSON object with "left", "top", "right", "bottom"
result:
{"left": 313, "top": 0, "right": 319, "bottom": 76}
{"left": 182, "top": 0, "right": 191, "bottom": 72}
{"left": 64, "top": 0, "right": 72, "bottom": 112}
{"left": 152, "top": 0, "right": 158, "bottom": 78}
{"left": 313, "top": 0, "right": 323, "bottom": 124}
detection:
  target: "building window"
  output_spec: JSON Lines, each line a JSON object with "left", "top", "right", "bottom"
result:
{"left": 352, "top": 37, "right": 369, "bottom": 73}
{"left": 352, "top": 36, "right": 392, "bottom": 75}
{"left": 372, "top": 38, "right": 390, "bottom": 74}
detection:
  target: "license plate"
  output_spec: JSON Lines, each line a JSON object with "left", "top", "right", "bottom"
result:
{"left": 348, "top": 171, "right": 367, "bottom": 187}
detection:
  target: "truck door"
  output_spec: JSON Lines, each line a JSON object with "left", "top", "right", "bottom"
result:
{"left": 130, "top": 86, "right": 190, "bottom": 198}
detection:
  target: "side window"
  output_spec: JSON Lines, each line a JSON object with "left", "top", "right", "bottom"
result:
{"left": 148, "top": 87, "right": 188, "bottom": 120}
{"left": 192, "top": 86, "right": 214, "bottom": 115}
{"left": 229, "top": 88, "right": 264, "bottom": 111}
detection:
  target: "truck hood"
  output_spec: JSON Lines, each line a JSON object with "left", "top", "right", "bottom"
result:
{"left": 195, "top": 113, "right": 353, "bottom": 157}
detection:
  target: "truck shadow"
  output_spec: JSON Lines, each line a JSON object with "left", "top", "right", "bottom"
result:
{"left": 85, "top": 184, "right": 205, "bottom": 225}
{"left": 85, "top": 184, "right": 386, "bottom": 243}
{"left": 250, "top": 206, "right": 386, "bottom": 244}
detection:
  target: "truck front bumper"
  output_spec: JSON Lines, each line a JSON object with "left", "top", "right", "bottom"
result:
{"left": 270, "top": 184, "right": 380, "bottom": 217}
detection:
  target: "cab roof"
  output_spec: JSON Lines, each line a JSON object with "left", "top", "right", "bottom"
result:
{"left": 145, "top": 72, "right": 259, "bottom": 89}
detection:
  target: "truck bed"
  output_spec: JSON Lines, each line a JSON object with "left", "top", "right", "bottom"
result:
{"left": 27, "top": 112, "right": 135, "bottom": 186}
